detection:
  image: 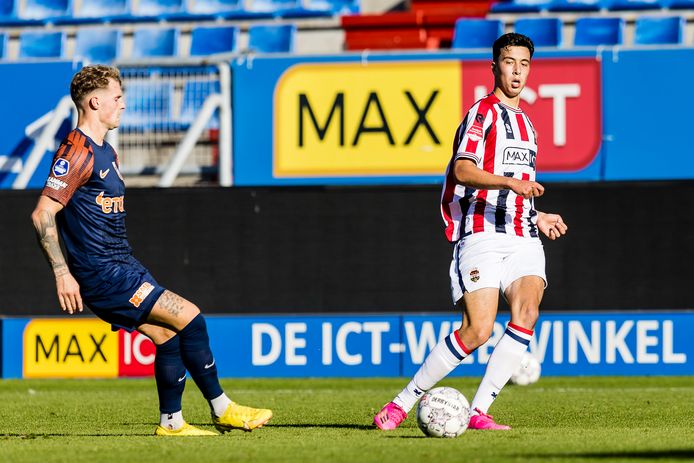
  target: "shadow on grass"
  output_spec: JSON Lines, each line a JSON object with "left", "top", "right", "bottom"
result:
{"left": 0, "top": 433, "right": 154, "bottom": 438}
{"left": 266, "top": 423, "right": 375, "bottom": 430}
{"left": 527, "top": 449, "right": 694, "bottom": 460}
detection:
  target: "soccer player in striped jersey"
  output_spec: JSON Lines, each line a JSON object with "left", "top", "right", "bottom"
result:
{"left": 374, "top": 33, "right": 568, "bottom": 431}
{"left": 31, "top": 65, "right": 272, "bottom": 436}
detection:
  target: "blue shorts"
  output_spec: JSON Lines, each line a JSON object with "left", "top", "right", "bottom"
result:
{"left": 79, "top": 260, "right": 166, "bottom": 332}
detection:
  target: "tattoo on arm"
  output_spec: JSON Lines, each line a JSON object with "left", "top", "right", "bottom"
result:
{"left": 159, "top": 290, "right": 185, "bottom": 317}
{"left": 35, "top": 210, "right": 68, "bottom": 276}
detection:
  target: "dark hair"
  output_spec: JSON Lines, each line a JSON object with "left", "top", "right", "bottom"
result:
{"left": 493, "top": 33, "right": 534, "bottom": 63}
{"left": 70, "top": 65, "right": 122, "bottom": 107}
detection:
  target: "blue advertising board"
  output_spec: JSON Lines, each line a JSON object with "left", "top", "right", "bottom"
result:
{"left": 0, "top": 61, "right": 77, "bottom": 189}
{"left": 3, "top": 311, "right": 691, "bottom": 378}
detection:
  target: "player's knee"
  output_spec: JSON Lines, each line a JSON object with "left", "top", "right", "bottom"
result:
{"left": 458, "top": 324, "right": 493, "bottom": 350}
{"left": 514, "top": 302, "right": 539, "bottom": 328}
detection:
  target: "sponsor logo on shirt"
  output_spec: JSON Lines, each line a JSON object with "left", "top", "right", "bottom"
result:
{"left": 95, "top": 191, "right": 125, "bottom": 214}
{"left": 99, "top": 169, "right": 110, "bottom": 179}
{"left": 129, "top": 282, "right": 155, "bottom": 308}
{"left": 502, "top": 147, "right": 536, "bottom": 167}
{"left": 52, "top": 159, "right": 70, "bottom": 177}
{"left": 45, "top": 177, "right": 68, "bottom": 191}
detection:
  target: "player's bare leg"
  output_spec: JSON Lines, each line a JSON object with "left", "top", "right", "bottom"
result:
{"left": 468, "top": 276, "right": 543, "bottom": 430}
{"left": 375, "top": 289, "right": 498, "bottom": 430}
{"left": 147, "top": 291, "right": 272, "bottom": 432}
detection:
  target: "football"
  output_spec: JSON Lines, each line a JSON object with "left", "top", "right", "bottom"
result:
{"left": 416, "top": 387, "right": 470, "bottom": 438}
{"left": 510, "top": 352, "right": 542, "bottom": 386}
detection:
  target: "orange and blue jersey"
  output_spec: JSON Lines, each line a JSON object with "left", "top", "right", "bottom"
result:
{"left": 41, "top": 128, "right": 164, "bottom": 331}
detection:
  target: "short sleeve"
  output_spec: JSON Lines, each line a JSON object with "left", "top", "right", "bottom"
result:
{"left": 454, "top": 105, "right": 493, "bottom": 167}
{"left": 41, "top": 130, "right": 94, "bottom": 206}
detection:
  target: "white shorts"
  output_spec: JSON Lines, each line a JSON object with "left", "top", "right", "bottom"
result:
{"left": 449, "top": 232, "right": 547, "bottom": 304}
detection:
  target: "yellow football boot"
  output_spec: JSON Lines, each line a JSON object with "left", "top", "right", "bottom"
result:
{"left": 155, "top": 421, "right": 218, "bottom": 436}
{"left": 212, "top": 402, "right": 273, "bottom": 432}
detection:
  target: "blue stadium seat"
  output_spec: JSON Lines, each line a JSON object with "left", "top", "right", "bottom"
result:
{"left": 668, "top": 0, "right": 694, "bottom": 9}
{"left": 574, "top": 17, "right": 623, "bottom": 46}
{"left": 606, "top": 0, "right": 662, "bottom": 10}
{"left": 135, "top": 0, "right": 184, "bottom": 15}
{"left": 74, "top": 28, "right": 121, "bottom": 63}
{"left": 452, "top": 19, "right": 504, "bottom": 49}
{"left": 547, "top": 0, "right": 600, "bottom": 11}
{"left": 131, "top": 27, "right": 178, "bottom": 58}
{"left": 18, "top": 30, "right": 65, "bottom": 58}
{"left": 514, "top": 17, "right": 562, "bottom": 47}
{"left": 189, "top": 0, "right": 241, "bottom": 13}
{"left": 75, "top": 0, "right": 129, "bottom": 18}
{"left": 634, "top": 16, "right": 684, "bottom": 45}
{"left": 490, "top": 0, "right": 552, "bottom": 13}
{"left": 22, "top": 0, "right": 70, "bottom": 19}
{"left": 190, "top": 26, "right": 238, "bottom": 56}
{"left": 121, "top": 81, "right": 174, "bottom": 131}
{"left": 0, "top": 0, "right": 16, "bottom": 17}
{"left": 307, "top": 0, "right": 359, "bottom": 13}
{"left": 180, "top": 80, "right": 221, "bottom": 128}
{"left": 248, "top": 24, "right": 296, "bottom": 52}
{"left": 0, "top": 33, "right": 7, "bottom": 58}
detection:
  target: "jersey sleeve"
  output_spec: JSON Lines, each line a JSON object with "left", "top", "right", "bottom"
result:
{"left": 454, "top": 104, "right": 494, "bottom": 167}
{"left": 41, "top": 130, "right": 94, "bottom": 206}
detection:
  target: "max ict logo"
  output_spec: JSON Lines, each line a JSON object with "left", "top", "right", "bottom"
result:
{"left": 52, "top": 159, "right": 69, "bottom": 177}
{"left": 502, "top": 147, "right": 536, "bottom": 168}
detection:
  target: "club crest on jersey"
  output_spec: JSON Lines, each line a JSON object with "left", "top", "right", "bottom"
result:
{"left": 52, "top": 159, "right": 70, "bottom": 177}
{"left": 470, "top": 268, "right": 480, "bottom": 283}
{"left": 502, "top": 147, "right": 536, "bottom": 168}
{"left": 468, "top": 125, "right": 484, "bottom": 142}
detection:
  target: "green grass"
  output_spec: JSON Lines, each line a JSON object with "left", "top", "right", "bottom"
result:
{"left": 0, "top": 377, "right": 692, "bottom": 462}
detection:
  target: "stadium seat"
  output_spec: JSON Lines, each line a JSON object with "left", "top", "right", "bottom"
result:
{"left": 22, "top": 0, "right": 70, "bottom": 19}
{"left": 605, "top": 0, "right": 662, "bottom": 10}
{"left": 307, "top": 0, "right": 360, "bottom": 13}
{"left": 180, "top": 80, "right": 221, "bottom": 128}
{"left": 514, "top": 17, "right": 562, "bottom": 47}
{"left": 248, "top": 24, "right": 296, "bottom": 53}
{"left": 0, "top": 0, "right": 16, "bottom": 18}
{"left": 188, "top": 0, "right": 241, "bottom": 14}
{"left": 190, "top": 26, "right": 238, "bottom": 56}
{"left": 574, "top": 17, "right": 624, "bottom": 46}
{"left": 490, "top": 0, "right": 552, "bottom": 13}
{"left": 75, "top": 0, "right": 129, "bottom": 18}
{"left": 135, "top": 0, "right": 184, "bottom": 15}
{"left": 633, "top": 16, "right": 684, "bottom": 45}
{"left": 18, "top": 30, "right": 65, "bottom": 58}
{"left": 452, "top": 18, "right": 503, "bottom": 49}
{"left": 131, "top": 27, "right": 178, "bottom": 58}
{"left": 121, "top": 81, "right": 174, "bottom": 131}
{"left": 547, "top": 0, "right": 600, "bottom": 12}
{"left": 74, "top": 28, "right": 121, "bottom": 63}
{"left": 668, "top": 0, "right": 694, "bottom": 9}
{"left": 0, "top": 33, "right": 7, "bottom": 58}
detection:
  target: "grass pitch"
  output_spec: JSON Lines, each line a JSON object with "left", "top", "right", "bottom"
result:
{"left": 0, "top": 376, "right": 692, "bottom": 463}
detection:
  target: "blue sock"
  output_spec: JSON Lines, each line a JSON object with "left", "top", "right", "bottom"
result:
{"left": 178, "top": 314, "right": 223, "bottom": 401}
{"left": 154, "top": 335, "right": 186, "bottom": 414}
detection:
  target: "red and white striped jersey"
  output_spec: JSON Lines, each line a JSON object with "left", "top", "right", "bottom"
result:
{"left": 441, "top": 93, "right": 539, "bottom": 242}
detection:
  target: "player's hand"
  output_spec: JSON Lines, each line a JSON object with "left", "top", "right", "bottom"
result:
{"left": 510, "top": 178, "right": 544, "bottom": 199}
{"left": 55, "top": 271, "right": 83, "bottom": 314}
{"left": 537, "top": 212, "right": 568, "bottom": 240}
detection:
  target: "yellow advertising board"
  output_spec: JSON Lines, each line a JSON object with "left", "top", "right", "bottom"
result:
{"left": 274, "top": 61, "right": 462, "bottom": 177}
{"left": 24, "top": 319, "right": 119, "bottom": 378}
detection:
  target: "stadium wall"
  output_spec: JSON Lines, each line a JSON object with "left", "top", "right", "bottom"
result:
{"left": 1, "top": 182, "right": 693, "bottom": 316}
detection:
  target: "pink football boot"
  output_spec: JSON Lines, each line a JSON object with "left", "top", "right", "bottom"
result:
{"left": 374, "top": 402, "right": 407, "bottom": 430}
{"left": 468, "top": 408, "right": 511, "bottom": 430}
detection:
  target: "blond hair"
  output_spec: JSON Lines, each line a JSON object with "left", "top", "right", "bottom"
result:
{"left": 70, "top": 65, "right": 122, "bottom": 107}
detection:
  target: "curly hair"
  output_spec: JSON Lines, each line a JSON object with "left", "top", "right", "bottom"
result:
{"left": 493, "top": 33, "right": 534, "bottom": 63}
{"left": 70, "top": 65, "right": 122, "bottom": 107}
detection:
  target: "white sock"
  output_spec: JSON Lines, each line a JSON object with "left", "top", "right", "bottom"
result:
{"left": 160, "top": 410, "right": 184, "bottom": 430}
{"left": 210, "top": 392, "right": 232, "bottom": 417}
{"left": 393, "top": 332, "right": 470, "bottom": 413}
{"left": 470, "top": 323, "right": 533, "bottom": 415}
